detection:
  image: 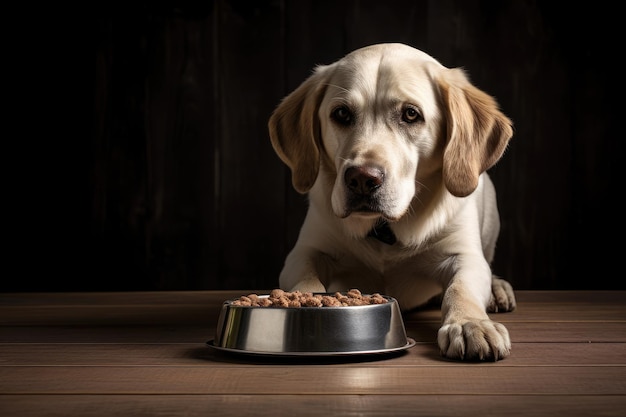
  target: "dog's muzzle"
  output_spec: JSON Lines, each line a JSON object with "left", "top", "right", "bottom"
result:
{"left": 344, "top": 165, "right": 385, "bottom": 213}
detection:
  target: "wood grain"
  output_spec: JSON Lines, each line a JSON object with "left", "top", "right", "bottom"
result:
{"left": 6, "top": 1, "right": 622, "bottom": 293}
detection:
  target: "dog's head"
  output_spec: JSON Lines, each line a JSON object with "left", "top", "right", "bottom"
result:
{"left": 269, "top": 43, "right": 513, "bottom": 224}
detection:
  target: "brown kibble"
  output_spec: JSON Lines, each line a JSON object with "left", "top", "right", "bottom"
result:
{"left": 369, "top": 293, "right": 387, "bottom": 304}
{"left": 273, "top": 296, "right": 290, "bottom": 308}
{"left": 231, "top": 295, "right": 252, "bottom": 306}
{"left": 257, "top": 297, "right": 273, "bottom": 307}
{"left": 269, "top": 289, "right": 284, "bottom": 298}
{"left": 231, "top": 289, "right": 388, "bottom": 308}
{"left": 334, "top": 293, "right": 349, "bottom": 304}
{"left": 347, "top": 288, "right": 362, "bottom": 298}
{"left": 302, "top": 296, "right": 323, "bottom": 307}
{"left": 321, "top": 295, "right": 341, "bottom": 307}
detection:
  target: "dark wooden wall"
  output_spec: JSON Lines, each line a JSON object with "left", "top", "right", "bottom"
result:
{"left": 6, "top": 1, "right": 622, "bottom": 292}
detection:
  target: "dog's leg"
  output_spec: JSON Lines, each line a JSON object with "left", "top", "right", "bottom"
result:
{"left": 416, "top": 275, "right": 516, "bottom": 314}
{"left": 278, "top": 247, "right": 327, "bottom": 293}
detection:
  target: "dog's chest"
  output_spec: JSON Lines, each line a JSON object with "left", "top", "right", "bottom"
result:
{"left": 347, "top": 237, "right": 416, "bottom": 273}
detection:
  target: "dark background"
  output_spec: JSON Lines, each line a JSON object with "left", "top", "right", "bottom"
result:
{"left": 6, "top": 0, "right": 621, "bottom": 292}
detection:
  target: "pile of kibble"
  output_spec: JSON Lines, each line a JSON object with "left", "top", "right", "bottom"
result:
{"left": 230, "top": 288, "right": 388, "bottom": 307}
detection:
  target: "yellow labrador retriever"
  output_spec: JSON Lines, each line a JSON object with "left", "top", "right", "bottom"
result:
{"left": 268, "top": 43, "right": 516, "bottom": 361}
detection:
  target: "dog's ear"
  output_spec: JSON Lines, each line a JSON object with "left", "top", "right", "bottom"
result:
{"left": 438, "top": 68, "right": 513, "bottom": 197}
{"left": 268, "top": 65, "right": 332, "bottom": 194}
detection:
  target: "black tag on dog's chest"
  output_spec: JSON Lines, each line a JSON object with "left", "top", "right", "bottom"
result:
{"left": 367, "top": 221, "right": 397, "bottom": 245}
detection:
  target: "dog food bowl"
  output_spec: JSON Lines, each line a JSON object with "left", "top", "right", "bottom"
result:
{"left": 208, "top": 292, "right": 415, "bottom": 356}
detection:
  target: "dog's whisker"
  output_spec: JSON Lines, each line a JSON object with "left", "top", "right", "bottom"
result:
{"left": 414, "top": 179, "right": 430, "bottom": 192}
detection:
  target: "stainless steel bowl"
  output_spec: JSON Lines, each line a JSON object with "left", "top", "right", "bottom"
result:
{"left": 210, "top": 293, "right": 415, "bottom": 356}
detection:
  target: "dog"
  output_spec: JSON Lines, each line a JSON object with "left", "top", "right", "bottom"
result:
{"left": 268, "top": 43, "right": 516, "bottom": 361}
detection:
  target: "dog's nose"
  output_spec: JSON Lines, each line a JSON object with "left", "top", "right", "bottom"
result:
{"left": 345, "top": 166, "right": 384, "bottom": 195}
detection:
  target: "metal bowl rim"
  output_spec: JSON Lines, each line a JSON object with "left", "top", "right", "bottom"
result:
{"left": 206, "top": 337, "right": 416, "bottom": 357}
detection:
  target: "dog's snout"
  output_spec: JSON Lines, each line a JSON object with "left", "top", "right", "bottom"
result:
{"left": 345, "top": 166, "right": 384, "bottom": 195}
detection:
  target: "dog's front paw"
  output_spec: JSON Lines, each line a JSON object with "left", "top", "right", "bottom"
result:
{"left": 487, "top": 276, "right": 516, "bottom": 313}
{"left": 437, "top": 319, "right": 511, "bottom": 361}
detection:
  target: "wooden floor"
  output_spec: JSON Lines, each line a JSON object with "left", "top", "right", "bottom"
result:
{"left": 1, "top": 290, "right": 625, "bottom": 416}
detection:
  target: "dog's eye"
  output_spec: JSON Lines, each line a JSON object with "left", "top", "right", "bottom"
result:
{"left": 331, "top": 106, "right": 353, "bottom": 126}
{"left": 402, "top": 106, "right": 422, "bottom": 123}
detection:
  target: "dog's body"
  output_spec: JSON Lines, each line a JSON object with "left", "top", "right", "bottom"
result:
{"left": 268, "top": 43, "right": 516, "bottom": 361}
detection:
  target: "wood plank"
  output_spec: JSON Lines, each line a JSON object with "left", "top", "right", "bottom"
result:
{"left": 0, "top": 290, "right": 241, "bottom": 306}
{"left": 0, "top": 305, "right": 220, "bottom": 326}
{"left": 0, "top": 342, "right": 625, "bottom": 367}
{"left": 3, "top": 321, "right": 625, "bottom": 343}
{"left": 405, "top": 304, "right": 626, "bottom": 322}
{"left": 0, "top": 325, "right": 212, "bottom": 343}
{"left": 1, "top": 366, "right": 624, "bottom": 395}
{"left": 2, "top": 291, "right": 625, "bottom": 326}
{"left": 514, "top": 291, "right": 626, "bottom": 303}
{"left": 1, "top": 394, "right": 624, "bottom": 417}
{"left": 1, "top": 290, "right": 623, "bottom": 306}
{"left": 489, "top": 322, "right": 626, "bottom": 343}
{"left": 214, "top": 2, "right": 287, "bottom": 290}
{"left": 14, "top": 0, "right": 621, "bottom": 294}
{"left": 2, "top": 302, "right": 622, "bottom": 326}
